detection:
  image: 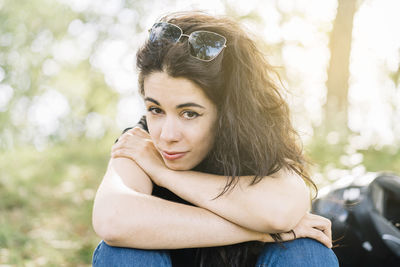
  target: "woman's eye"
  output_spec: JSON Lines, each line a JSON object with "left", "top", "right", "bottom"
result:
{"left": 182, "top": 111, "right": 199, "bottom": 119}
{"left": 148, "top": 107, "right": 163, "bottom": 115}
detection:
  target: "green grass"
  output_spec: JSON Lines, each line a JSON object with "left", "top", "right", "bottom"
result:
{"left": 0, "top": 135, "right": 113, "bottom": 266}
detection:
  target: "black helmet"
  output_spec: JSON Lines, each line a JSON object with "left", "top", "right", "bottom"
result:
{"left": 312, "top": 172, "right": 400, "bottom": 267}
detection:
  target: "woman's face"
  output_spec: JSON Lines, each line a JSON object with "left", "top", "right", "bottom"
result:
{"left": 143, "top": 71, "right": 218, "bottom": 171}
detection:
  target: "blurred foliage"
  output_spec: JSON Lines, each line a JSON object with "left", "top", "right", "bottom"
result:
{"left": 0, "top": 137, "right": 112, "bottom": 265}
{"left": 0, "top": 0, "right": 146, "bottom": 149}
{"left": 307, "top": 128, "right": 400, "bottom": 184}
{"left": 1, "top": 0, "right": 399, "bottom": 265}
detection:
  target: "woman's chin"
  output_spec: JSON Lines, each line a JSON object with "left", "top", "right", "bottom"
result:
{"left": 165, "top": 164, "right": 189, "bottom": 171}
{"left": 164, "top": 160, "right": 193, "bottom": 171}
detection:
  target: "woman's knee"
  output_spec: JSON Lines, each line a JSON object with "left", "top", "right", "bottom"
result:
{"left": 255, "top": 238, "right": 339, "bottom": 267}
{"left": 92, "top": 240, "right": 172, "bottom": 267}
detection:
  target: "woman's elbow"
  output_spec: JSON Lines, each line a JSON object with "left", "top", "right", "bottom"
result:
{"left": 270, "top": 187, "right": 310, "bottom": 232}
{"left": 92, "top": 193, "right": 136, "bottom": 244}
{"left": 269, "top": 211, "right": 303, "bottom": 233}
{"left": 277, "top": 201, "right": 310, "bottom": 232}
{"left": 92, "top": 205, "right": 121, "bottom": 243}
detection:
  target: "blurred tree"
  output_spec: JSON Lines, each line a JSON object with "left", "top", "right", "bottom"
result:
{"left": 390, "top": 61, "right": 400, "bottom": 87}
{"left": 325, "top": 0, "right": 358, "bottom": 132}
{"left": 0, "top": 0, "right": 150, "bottom": 150}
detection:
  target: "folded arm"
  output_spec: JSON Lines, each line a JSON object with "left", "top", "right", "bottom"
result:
{"left": 154, "top": 167, "right": 311, "bottom": 233}
{"left": 92, "top": 158, "right": 282, "bottom": 249}
{"left": 111, "top": 127, "right": 311, "bottom": 234}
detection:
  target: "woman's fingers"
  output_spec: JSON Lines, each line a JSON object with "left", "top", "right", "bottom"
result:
{"left": 112, "top": 127, "right": 150, "bottom": 153}
{"left": 308, "top": 213, "right": 332, "bottom": 242}
{"left": 111, "top": 129, "right": 157, "bottom": 162}
{"left": 126, "top": 126, "right": 150, "bottom": 138}
{"left": 294, "top": 226, "right": 332, "bottom": 248}
{"left": 318, "top": 221, "right": 332, "bottom": 244}
{"left": 111, "top": 148, "right": 132, "bottom": 160}
{"left": 308, "top": 227, "right": 332, "bottom": 248}
{"left": 290, "top": 212, "right": 333, "bottom": 248}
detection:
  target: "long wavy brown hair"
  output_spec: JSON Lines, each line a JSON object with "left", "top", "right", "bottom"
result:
{"left": 136, "top": 11, "right": 318, "bottom": 267}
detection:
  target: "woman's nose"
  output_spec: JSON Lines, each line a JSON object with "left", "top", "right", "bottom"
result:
{"left": 160, "top": 117, "right": 181, "bottom": 142}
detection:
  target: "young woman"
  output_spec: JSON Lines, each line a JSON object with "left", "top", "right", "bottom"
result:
{"left": 92, "top": 11, "right": 339, "bottom": 267}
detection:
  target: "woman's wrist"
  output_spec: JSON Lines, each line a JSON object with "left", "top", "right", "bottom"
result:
{"left": 149, "top": 166, "right": 174, "bottom": 188}
{"left": 260, "top": 231, "right": 295, "bottom": 243}
{"left": 260, "top": 233, "right": 274, "bottom": 243}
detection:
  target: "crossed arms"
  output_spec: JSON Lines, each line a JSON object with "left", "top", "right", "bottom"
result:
{"left": 92, "top": 155, "right": 310, "bottom": 249}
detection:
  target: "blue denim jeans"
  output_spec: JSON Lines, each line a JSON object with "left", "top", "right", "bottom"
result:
{"left": 92, "top": 238, "right": 339, "bottom": 267}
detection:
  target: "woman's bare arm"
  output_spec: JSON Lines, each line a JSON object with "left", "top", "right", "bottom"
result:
{"left": 111, "top": 127, "right": 311, "bottom": 234}
{"left": 93, "top": 157, "right": 332, "bottom": 249}
{"left": 152, "top": 168, "right": 311, "bottom": 234}
{"left": 92, "top": 157, "right": 272, "bottom": 249}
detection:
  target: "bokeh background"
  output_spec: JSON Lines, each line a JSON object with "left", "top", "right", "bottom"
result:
{"left": 1, "top": 0, "right": 399, "bottom": 265}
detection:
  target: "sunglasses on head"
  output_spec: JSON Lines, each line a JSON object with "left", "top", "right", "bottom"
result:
{"left": 148, "top": 22, "right": 227, "bottom": 62}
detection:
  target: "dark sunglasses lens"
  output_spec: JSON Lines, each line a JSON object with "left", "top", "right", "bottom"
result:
{"left": 149, "top": 23, "right": 182, "bottom": 43}
{"left": 188, "top": 32, "right": 226, "bottom": 60}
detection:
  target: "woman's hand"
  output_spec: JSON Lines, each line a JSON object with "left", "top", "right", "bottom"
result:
{"left": 262, "top": 212, "right": 333, "bottom": 248}
{"left": 111, "top": 127, "right": 166, "bottom": 185}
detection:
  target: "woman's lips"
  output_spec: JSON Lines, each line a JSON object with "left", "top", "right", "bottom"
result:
{"left": 161, "top": 151, "right": 187, "bottom": 160}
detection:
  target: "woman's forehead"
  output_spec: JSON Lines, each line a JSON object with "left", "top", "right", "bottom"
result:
{"left": 143, "top": 72, "right": 212, "bottom": 105}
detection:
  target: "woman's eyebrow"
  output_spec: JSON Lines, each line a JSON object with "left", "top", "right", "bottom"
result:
{"left": 145, "top": 97, "right": 205, "bottom": 109}
{"left": 144, "top": 97, "right": 160, "bottom": 105}
{"left": 176, "top": 103, "right": 205, "bottom": 109}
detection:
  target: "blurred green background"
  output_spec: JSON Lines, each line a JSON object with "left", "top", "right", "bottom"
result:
{"left": 0, "top": 0, "right": 399, "bottom": 265}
